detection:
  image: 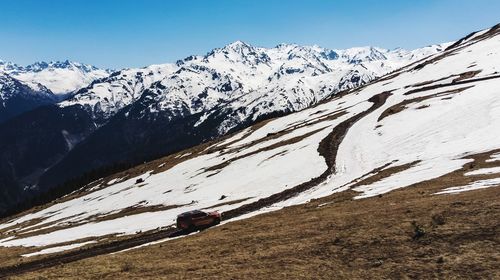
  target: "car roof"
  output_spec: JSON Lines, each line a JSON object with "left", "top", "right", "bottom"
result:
{"left": 178, "top": 209, "right": 205, "bottom": 217}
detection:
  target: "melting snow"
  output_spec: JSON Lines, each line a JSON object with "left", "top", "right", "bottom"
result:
{"left": 486, "top": 152, "right": 500, "bottom": 163}
{"left": 435, "top": 178, "right": 500, "bottom": 195}
{"left": 21, "top": 241, "right": 96, "bottom": 257}
{"left": 464, "top": 166, "right": 500, "bottom": 176}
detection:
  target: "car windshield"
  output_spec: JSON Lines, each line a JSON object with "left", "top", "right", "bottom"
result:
{"left": 178, "top": 210, "right": 205, "bottom": 218}
{"left": 192, "top": 212, "right": 206, "bottom": 218}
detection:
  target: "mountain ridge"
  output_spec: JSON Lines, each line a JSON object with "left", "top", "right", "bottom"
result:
{"left": 60, "top": 42, "right": 449, "bottom": 127}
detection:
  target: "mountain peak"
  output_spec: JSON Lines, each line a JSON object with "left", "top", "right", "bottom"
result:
{"left": 226, "top": 40, "right": 251, "bottom": 48}
{"left": 200, "top": 40, "right": 270, "bottom": 67}
{"left": 274, "top": 43, "right": 300, "bottom": 50}
{"left": 218, "top": 40, "right": 255, "bottom": 54}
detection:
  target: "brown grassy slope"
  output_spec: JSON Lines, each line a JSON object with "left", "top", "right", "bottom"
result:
{"left": 12, "top": 175, "right": 499, "bottom": 279}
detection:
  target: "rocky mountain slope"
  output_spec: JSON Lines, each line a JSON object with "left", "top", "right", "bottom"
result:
{"left": 0, "top": 72, "right": 56, "bottom": 123}
{"left": 0, "top": 23, "right": 498, "bottom": 261}
{"left": 0, "top": 60, "right": 111, "bottom": 124}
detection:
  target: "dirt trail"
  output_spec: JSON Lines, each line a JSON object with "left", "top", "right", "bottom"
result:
{"left": 0, "top": 228, "right": 186, "bottom": 278}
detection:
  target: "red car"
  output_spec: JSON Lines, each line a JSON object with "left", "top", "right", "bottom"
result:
{"left": 176, "top": 210, "right": 221, "bottom": 231}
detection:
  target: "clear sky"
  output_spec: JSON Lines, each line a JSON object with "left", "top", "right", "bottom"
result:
{"left": 1, "top": 0, "right": 499, "bottom": 69}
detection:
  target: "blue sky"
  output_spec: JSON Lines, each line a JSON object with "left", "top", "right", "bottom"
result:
{"left": 1, "top": 0, "right": 499, "bottom": 69}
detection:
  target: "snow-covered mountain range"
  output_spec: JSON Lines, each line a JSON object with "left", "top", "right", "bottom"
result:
{"left": 0, "top": 60, "right": 110, "bottom": 122}
{"left": 0, "top": 60, "right": 111, "bottom": 95}
{"left": 0, "top": 24, "right": 498, "bottom": 256}
{"left": 60, "top": 42, "right": 448, "bottom": 131}
{"left": 0, "top": 41, "right": 447, "bottom": 215}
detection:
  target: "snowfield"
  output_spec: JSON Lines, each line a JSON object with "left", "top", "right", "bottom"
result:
{"left": 1, "top": 25, "right": 499, "bottom": 252}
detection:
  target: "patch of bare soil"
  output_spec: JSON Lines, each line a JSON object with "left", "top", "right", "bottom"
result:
{"left": 348, "top": 161, "right": 420, "bottom": 189}
{"left": 0, "top": 247, "right": 34, "bottom": 269}
{"left": 204, "top": 198, "right": 251, "bottom": 209}
{"left": 452, "top": 70, "right": 482, "bottom": 82}
{"left": 378, "top": 85, "right": 474, "bottom": 122}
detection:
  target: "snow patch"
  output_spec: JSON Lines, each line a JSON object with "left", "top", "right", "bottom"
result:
{"left": 21, "top": 241, "right": 96, "bottom": 257}
{"left": 435, "top": 178, "right": 500, "bottom": 195}
{"left": 464, "top": 166, "right": 500, "bottom": 176}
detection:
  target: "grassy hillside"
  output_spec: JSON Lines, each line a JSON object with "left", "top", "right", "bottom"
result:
{"left": 12, "top": 167, "right": 499, "bottom": 279}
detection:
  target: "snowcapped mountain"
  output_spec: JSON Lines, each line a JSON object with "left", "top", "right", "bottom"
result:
{"left": 0, "top": 24, "right": 498, "bottom": 256}
{"left": 59, "top": 64, "right": 176, "bottom": 121}
{"left": 60, "top": 41, "right": 448, "bottom": 130}
{"left": 0, "top": 72, "right": 53, "bottom": 101}
{"left": 0, "top": 60, "right": 111, "bottom": 95}
{"left": 0, "top": 72, "right": 56, "bottom": 122}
